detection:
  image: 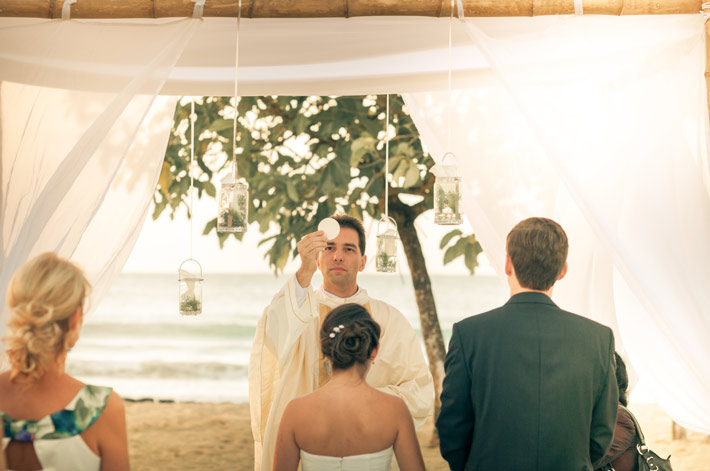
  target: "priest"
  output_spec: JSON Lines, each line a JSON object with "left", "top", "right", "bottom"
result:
{"left": 249, "top": 214, "right": 434, "bottom": 470}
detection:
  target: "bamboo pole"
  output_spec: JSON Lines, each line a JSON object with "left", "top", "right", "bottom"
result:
{"left": 0, "top": 0, "right": 702, "bottom": 19}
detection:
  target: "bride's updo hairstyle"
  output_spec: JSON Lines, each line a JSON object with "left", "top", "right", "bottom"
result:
{"left": 320, "top": 303, "right": 380, "bottom": 371}
{"left": 3, "top": 252, "right": 91, "bottom": 386}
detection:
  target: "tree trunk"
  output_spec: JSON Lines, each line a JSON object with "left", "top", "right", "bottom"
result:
{"left": 389, "top": 202, "right": 446, "bottom": 445}
{"left": 1, "top": 0, "right": 700, "bottom": 19}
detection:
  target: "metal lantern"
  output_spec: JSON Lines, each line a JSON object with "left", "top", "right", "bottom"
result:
{"left": 376, "top": 216, "right": 399, "bottom": 273}
{"left": 432, "top": 152, "right": 462, "bottom": 225}
{"left": 178, "top": 258, "right": 203, "bottom": 316}
{"left": 217, "top": 176, "right": 249, "bottom": 233}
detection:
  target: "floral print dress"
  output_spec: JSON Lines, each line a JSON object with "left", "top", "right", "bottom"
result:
{"left": 2, "top": 384, "right": 111, "bottom": 470}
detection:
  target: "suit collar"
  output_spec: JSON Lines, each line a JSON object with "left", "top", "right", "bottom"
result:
{"left": 506, "top": 291, "right": 557, "bottom": 307}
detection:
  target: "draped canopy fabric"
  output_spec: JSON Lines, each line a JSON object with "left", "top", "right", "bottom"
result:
{"left": 1, "top": 14, "right": 708, "bottom": 433}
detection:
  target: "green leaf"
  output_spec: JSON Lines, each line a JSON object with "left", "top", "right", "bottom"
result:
{"left": 443, "top": 245, "right": 460, "bottom": 265}
{"left": 395, "top": 142, "right": 415, "bottom": 158}
{"left": 210, "top": 118, "right": 234, "bottom": 133}
{"left": 152, "top": 198, "right": 167, "bottom": 220}
{"left": 443, "top": 238, "right": 469, "bottom": 265}
{"left": 464, "top": 246, "right": 475, "bottom": 273}
{"left": 257, "top": 234, "right": 278, "bottom": 247}
{"left": 203, "top": 181, "right": 216, "bottom": 198}
{"left": 331, "top": 154, "right": 351, "bottom": 189}
{"left": 392, "top": 159, "right": 408, "bottom": 182}
{"left": 439, "top": 229, "right": 463, "bottom": 249}
{"left": 202, "top": 218, "right": 217, "bottom": 235}
{"left": 350, "top": 135, "right": 375, "bottom": 167}
{"left": 403, "top": 164, "right": 420, "bottom": 188}
{"left": 321, "top": 168, "right": 336, "bottom": 195}
{"left": 286, "top": 180, "right": 299, "bottom": 202}
{"left": 366, "top": 175, "right": 384, "bottom": 200}
{"left": 292, "top": 113, "right": 308, "bottom": 135}
{"left": 276, "top": 240, "right": 291, "bottom": 271}
{"left": 387, "top": 154, "right": 404, "bottom": 172}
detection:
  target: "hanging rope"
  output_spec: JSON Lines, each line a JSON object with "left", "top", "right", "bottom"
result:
{"left": 447, "top": 0, "right": 454, "bottom": 152}
{"left": 384, "top": 94, "right": 390, "bottom": 219}
{"left": 231, "top": 0, "right": 242, "bottom": 181}
{"left": 189, "top": 98, "right": 195, "bottom": 259}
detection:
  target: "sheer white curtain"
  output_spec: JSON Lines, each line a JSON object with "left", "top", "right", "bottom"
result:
{"left": 404, "top": 14, "right": 710, "bottom": 433}
{"left": 0, "top": 18, "right": 201, "bottom": 346}
{"left": 2, "top": 13, "right": 709, "bottom": 432}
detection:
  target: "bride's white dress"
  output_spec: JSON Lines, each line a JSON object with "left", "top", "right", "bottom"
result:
{"left": 300, "top": 446, "right": 393, "bottom": 470}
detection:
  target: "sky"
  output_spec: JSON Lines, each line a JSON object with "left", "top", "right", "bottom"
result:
{"left": 121, "top": 194, "right": 498, "bottom": 277}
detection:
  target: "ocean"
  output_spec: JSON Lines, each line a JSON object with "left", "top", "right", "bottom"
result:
{"left": 66, "top": 273, "right": 508, "bottom": 403}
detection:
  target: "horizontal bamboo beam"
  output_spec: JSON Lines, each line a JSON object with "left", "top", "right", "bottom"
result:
{"left": 0, "top": 0, "right": 702, "bottom": 19}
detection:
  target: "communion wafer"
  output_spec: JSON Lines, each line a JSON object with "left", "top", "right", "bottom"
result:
{"left": 318, "top": 217, "right": 340, "bottom": 240}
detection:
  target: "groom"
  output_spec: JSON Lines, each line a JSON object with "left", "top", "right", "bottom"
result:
{"left": 249, "top": 215, "right": 433, "bottom": 470}
{"left": 437, "top": 217, "right": 618, "bottom": 470}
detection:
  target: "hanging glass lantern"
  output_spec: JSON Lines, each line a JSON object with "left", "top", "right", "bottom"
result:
{"left": 432, "top": 152, "right": 462, "bottom": 225}
{"left": 376, "top": 216, "right": 399, "bottom": 273}
{"left": 178, "top": 258, "right": 203, "bottom": 316}
{"left": 217, "top": 175, "right": 249, "bottom": 233}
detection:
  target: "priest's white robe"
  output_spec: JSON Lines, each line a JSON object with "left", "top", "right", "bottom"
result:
{"left": 248, "top": 275, "right": 434, "bottom": 471}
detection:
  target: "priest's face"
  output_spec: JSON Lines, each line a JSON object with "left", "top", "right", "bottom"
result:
{"left": 317, "top": 227, "right": 367, "bottom": 297}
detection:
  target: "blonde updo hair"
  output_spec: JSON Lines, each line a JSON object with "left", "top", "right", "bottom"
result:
{"left": 3, "top": 252, "right": 91, "bottom": 385}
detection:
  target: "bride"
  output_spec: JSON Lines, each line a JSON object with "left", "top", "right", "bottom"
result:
{"left": 273, "top": 303, "right": 425, "bottom": 471}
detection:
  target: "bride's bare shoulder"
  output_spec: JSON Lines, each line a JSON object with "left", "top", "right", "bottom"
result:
{"left": 284, "top": 389, "right": 323, "bottom": 416}
{"left": 369, "top": 388, "right": 410, "bottom": 417}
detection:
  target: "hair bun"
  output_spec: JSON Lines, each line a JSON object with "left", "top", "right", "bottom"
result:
{"left": 3, "top": 251, "right": 90, "bottom": 386}
{"left": 11, "top": 301, "right": 55, "bottom": 327}
{"left": 320, "top": 303, "right": 381, "bottom": 371}
{"left": 331, "top": 324, "right": 371, "bottom": 368}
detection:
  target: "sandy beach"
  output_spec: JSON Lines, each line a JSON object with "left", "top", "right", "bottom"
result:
{"left": 125, "top": 401, "right": 709, "bottom": 470}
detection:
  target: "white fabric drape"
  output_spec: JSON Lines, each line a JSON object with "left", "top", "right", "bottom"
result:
{"left": 404, "top": 14, "right": 710, "bottom": 433}
{"left": 0, "top": 18, "right": 200, "bottom": 343}
{"left": 1, "top": 14, "right": 709, "bottom": 433}
{"left": 0, "top": 17, "right": 490, "bottom": 97}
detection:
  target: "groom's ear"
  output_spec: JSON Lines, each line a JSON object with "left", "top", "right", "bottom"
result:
{"left": 505, "top": 254, "right": 514, "bottom": 276}
{"left": 557, "top": 262, "right": 568, "bottom": 281}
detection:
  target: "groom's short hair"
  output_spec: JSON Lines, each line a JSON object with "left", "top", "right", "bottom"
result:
{"left": 506, "top": 217, "right": 568, "bottom": 291}
{"left": 332, "top": 214, "right": 366, "bottom": 255}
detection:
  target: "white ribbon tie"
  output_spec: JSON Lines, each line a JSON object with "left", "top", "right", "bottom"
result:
{"left": 574, "top": 0, "right": 584, "bottom": 15}
{"left": 192, "top": 0, "right": 206, "bottom": 19}
{"left": 61, "top": 0, "right": 77, "bottom": 20}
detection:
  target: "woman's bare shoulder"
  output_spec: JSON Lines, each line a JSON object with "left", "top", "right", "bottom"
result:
{"left": 369, "top": 389, "right": 410, "bottom": 419}
{"left": 94, "top": 390, "right": 126, "bottom": 428}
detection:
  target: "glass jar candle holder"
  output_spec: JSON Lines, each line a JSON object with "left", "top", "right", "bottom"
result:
{"left": 217, "top": 180, "right": 249, "bottom": 233}
{"left": 434, "top": 175, "right": 462, "bottom": 225}
{"left": 376, "top": 216, "right": 399, "bottom": 273}
{"left": 432, "top": 152, "right": 463, "bottom": 225}
{"left": 178, "top": 258, "right": 203, "bottom": 316}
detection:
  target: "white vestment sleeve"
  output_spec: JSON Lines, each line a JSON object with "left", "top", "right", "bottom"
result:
{"left": 249, "top": 275, "right": 320, "bottom": 470}
{"left": 367, "top": 301, "right": 435, "bottom": 429}
{"left": 294, "top": 277, "right": 309, "bottom": 307}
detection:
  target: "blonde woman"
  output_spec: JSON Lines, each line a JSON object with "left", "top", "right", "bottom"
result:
{"left": 0, "top": 252, "right": 129, "bottom": 470}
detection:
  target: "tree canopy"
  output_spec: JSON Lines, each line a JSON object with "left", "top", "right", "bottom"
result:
{"left": 155, "top": 95, "right": 481, "bottom": 273}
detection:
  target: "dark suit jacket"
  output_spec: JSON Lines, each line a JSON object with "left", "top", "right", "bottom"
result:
{"left": 437, "top": 291, "right": 618, "bottom": 471}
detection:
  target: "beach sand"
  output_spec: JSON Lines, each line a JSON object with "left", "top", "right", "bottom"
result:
{"left": 125, "top": 402, "right": 709, "bottom": 470}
